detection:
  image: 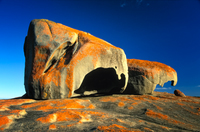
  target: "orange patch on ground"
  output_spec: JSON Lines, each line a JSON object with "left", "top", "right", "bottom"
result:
{"left": 148, "top": 96, "right": 159, "bottom": 100}
{"left": 9, "top": 109, "right": 27, "bottom": 117}
{"left": 146, "top": 109, "right": 185, "bottom": 124}
{"left": 0, "top": 99, "right": 35, "bottom": 111}
{"left": 181, "top": 99, "right": 200, "bottom": 104}
{"left": 131, "top": 102, "right": 139, "bottom": 106}
{"left": 189, "top": 106, "right": 194, "bottom": 109}
{"left": 97, "top": 124, "right": 143, "bottom": 132}
{"left": 97, "top": 124, "right": 132, "bottom": 132}
{"left": 21, "top": 99, "right": 92, "bottom": 111}
{"left": 152, "top": 104, "right": 163, "bottom": 110}
{"left": 37, "top": 109, "right": 108, "bottom": 124}
{"left": 161, "top": 126, "right": 169, "bottom": 129}
{"left": 146, "top": 109, "right": 168, "bottom": 120}
{"left": 177, "top": 103, "right": 185, "bottom": 106}
{"left": 182, "top": 107, "right": 200, "bottom": 116}
{"left": 49, "top": 124, "right": 56, "bottom": 130}
{"left": 117, "top": 97, "right": 134, "bottom": 102}
{"left": 118, "top": 102, "right": 125, "bottom": 107}
{"left": 0, "top": 116, "right": 11, "bottom": 130}
{"left": 130, "top": 96, "right": 148, "bottom": 101}
{"left": 144, "top": 127, "right": 153, "bottom": 131}
{"left": 128, "top": 106, "right": 133, "bottom": 110}
{"left": 37, "top": 113, "right": 56, "bottom": 123}
{"left": 87, "top": 104, "right": 95, "bottom": 109}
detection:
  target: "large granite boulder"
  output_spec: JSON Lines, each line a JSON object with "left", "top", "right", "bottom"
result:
{"left": 124, "top": 59, "right": 177, "bottom": 95}
{"left": 24, "top": 19, "right": 128, "bottom": 99}
{"left": 0, "top": 92, "right": 200, "bottom": 131}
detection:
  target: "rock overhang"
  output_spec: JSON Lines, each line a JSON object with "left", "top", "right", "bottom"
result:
{"left": 24, "top": 19, "right": 129, "bottom": 99}
{"left": 124, "top": 59, "right": 178, "bottom": 95}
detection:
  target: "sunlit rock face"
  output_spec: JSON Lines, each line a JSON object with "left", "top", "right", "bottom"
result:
{"left": 24, "top": 19, "right": 128, "bottom": 99}
{"left": 124, "top": 59, "right": 177, "bottom": 95}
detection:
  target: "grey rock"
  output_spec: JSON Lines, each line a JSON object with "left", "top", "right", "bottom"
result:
{"left": 124, "top": 59, "right": 178, "bottom": 95}
{"left": 24, "top": 19, "right": 128, "bottom": 99}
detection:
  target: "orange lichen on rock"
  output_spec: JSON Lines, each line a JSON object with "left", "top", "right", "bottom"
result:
{"left": 161, "top": 126, "right": 169, "bottom": 129}
{"left": 9, "top": 109, "right": 27, "bottom": 118}
{"left": 65, "top": 42, "right": 109, "bottom": 97}
{"left": 37, "top": 109, "right": 108, "bottom": 124}
{"left": 144, "top": 127, "right": 153, "bottom": 131}
{"left": 153, "top": 104, "right": 163, "bottom": 110}
{"left": 97, "top": 124, "right": 144, "bottom": 132}
{"left": 0, "top": 116, "right": 11, "bottom": 130}
{"left": 21, "top": 101, "right": 50, "bottom": 109}
{"left": 118, "top": 102, "right": 125, "bottom": 107}
{"left": 180, "top": 99, "right": 200, "bottom": 104}
{"left": 182, "top": 107, "right": 200, "bottom": 116}
{"left": 55, "top": 110, "right": 81, "bottom": 122}
{"left": 130, "top": 96, "right": 149, "bottom": 102}
{"left": 49, "top": 124, "right": 56, "bottom": 130}
{"left": 148, "top": 96, "right": 159, "bottom": 100}
{"left": 177, "top": 103, "right": 185, "bottom": 106}
{"left": 127, "top": 59, "right": 175, "bottom": 79}
{"left": 21, "top": 99, "right": 94, "bottom": 111}
{"left": 87, "top": 104, "right": 95, "bottom": 109}
{"left": 146, "top": 109, "right": 185, "bottom": 124}
{"left": 32, "top": 46, "right": 49, "bottom": 80}
{"left": 0, "top": 99, "right": 35, "bottom": 111}
{"left": 146, "top": 109, "right": 168, "bottom": 120}
{"left": 37, "top": 113, "right": 57, "bottom": 123}
{"left": 128, "top": 106, "right": 133, "bottom": 110}
{"left": 97, "top": 124, "right": 133, "bottom": 132}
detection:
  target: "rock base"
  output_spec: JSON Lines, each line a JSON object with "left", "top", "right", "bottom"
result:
{"left": 0, "top": 92, "right": 200, "bottom": 131}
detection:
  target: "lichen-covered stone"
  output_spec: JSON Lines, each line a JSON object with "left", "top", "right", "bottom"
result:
{"left": 124, "top": 59, "right": 178, "bottom": 95}
{"left": 174, "top": 89, "right": 186, "bottom": 97}
{"left": 0, "top": 92, "right": 200, "bottom": 131}
{"left": 24, "top": 19, "right": 128, "bottom": 99}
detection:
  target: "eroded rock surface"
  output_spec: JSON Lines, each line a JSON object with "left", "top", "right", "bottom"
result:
{"left": 0, "top": 92, "right": 199, "bottom": 131}
{"left": 24, "top": 19, "right": 128, "bottom": 99}
{"left": 124, "top": 59, "right": 177, "bottom": 95}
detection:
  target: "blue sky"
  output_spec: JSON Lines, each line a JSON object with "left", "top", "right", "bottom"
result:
{"left": 0, "top": 0, "right": 200, "bottom": 98}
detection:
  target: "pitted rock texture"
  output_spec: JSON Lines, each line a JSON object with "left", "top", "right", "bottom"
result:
{"left": 24, "top": 19, "right": 128, "bottom": 99}
{"left": 0, "top": 92, "right": 200, "bottom": 132}
{"left": 124, "top": 59, "right": 177, "bottom": 95}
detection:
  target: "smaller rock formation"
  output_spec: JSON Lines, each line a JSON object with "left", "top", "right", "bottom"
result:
{"left": 124, "top": 59, "right": 177, "bottom": 95}
{"left": 174, "top": 89, "right": 186, "bottom": 97}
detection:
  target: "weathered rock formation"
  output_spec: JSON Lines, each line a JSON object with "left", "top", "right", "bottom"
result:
{"left": 174, "top": 89, "right": 186, "bottom": 97}
{"left": 24, "top": 19, "right": 128, "bottom": 99}
{"left": 0, "top": 92, "right": 200, "bottom": 131}
{"left": 124, "top": 59, "right": 177, "bottom": 95}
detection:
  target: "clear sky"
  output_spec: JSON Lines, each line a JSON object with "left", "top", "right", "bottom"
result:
{"left": 0, "top": 0, "right": 200, "bottom": 98}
